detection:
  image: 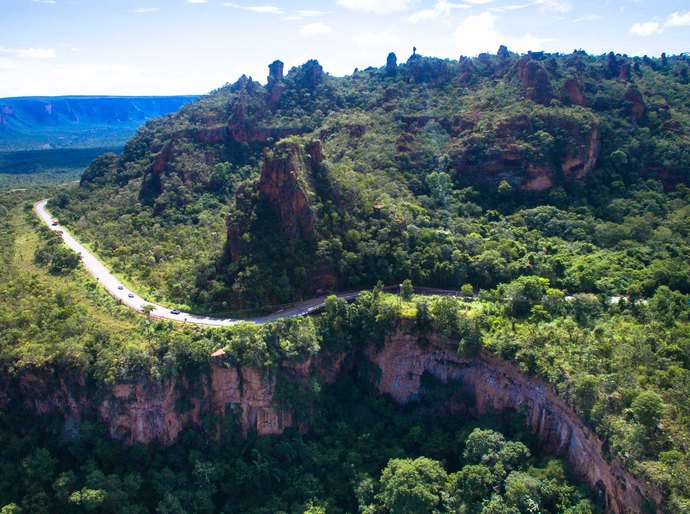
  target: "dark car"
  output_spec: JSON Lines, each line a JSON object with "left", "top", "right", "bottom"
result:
{"left": 128, "top": 293, "right": 135, "bottom": 298}
{"left": 118, "top": 285, "right": 124, "bottom": 290}
{"left": 170, "top": 309, "right": 181, "bottom": 315}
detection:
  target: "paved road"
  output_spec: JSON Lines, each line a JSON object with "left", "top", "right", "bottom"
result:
{"left": 36, "top": 200, "right": 460, "bottom": 326}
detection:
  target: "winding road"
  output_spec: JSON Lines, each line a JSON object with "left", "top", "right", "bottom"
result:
{"left": 34, "top": 200, "right": 465, "bottom": 326}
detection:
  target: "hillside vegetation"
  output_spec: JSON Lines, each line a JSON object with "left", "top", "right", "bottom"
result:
{"left": 51, "top": 50, "right": 690, "bottom": 313}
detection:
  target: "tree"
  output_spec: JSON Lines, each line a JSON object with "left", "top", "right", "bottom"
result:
{"left": 480, "top": 495, "right": 519, "bottom": 514}
{"left": 379, "top": 457, "right": 448, "bottom": 514}
{"left": 463, "top": 429, "right": 506, "bottom": 466}
{"left": 575, "top": 375, "right": 599, "bottom": 420}
{"left": 504, "top": 471, "right": 542, "bottom": 512}
{"left": 461, "top": 283, "right": 474, "bottom": 297}
{"left": 69, "top": 488, "right": 107, "bottom": 511}
{"left": 425, "top": 171, "right": 452, "bottom": 206}
{"left": 570, "top": 294, "right": 602, "bottom": 324}
{"left": 0, "top": 504, "right": 23, "bottom": 514}
{"left": 505, "top": 276, "right": 549, "bottom": 317}
{"left": 631, "top": 391, "right": 665, "bottom": 430}
{"left": 452, "top": 464, "right": 496, "bottom": 509}
{"left": 401, "top": 279, "right": 414, "bottom": 301}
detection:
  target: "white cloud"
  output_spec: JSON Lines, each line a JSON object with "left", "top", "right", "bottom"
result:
{"left": 297, "top": 10, "right": 328, "bottom": 17}
{"left": 299, "top": 22, "right": 333, "bottom": 36}
{"left": 630, "top": 21, "right": 661, "bottom": 36}
{"left": 133, "top": 7, "right": 159, "bottom": 13}
{"left": 0, "top": 47, "right": 56, "bottom": 59}
{"left": 187, "top": 0, "right": 208, "bottom": 3}
{"left": 337, "top": 0, "right": 417, "bottom": 14}
{"left": 455, "top": 11, "right": 551, "bottom": 56}
{"left": 626, "top": 11, "right": 690, "bottom": 37}
{"left": 30, "top": 0, "right": 56, "bottom": 3}
{"left": 246, "top": 5, "right": 283, "bottom": 13}
{"left": 533, "top": 0, "right": 572, "bottom": 14}
{"left": 224, "top": 3, "right": 284, "bottom": 14}
{"left": 351, "top": 28, "right": 400, "bottom": 47}
{"left": 573, "top": 14, "right": 601, "bottom": 23}
{"left": 491, "top": 3, "right": 529, "bottom": 12}
{"left": 17, "top": 48, "right": 56, "bottom": 59}
{"left": 405, "top": 1, "right": 469, "bottom": 23}
{"left": 666, "top": 11, "right": 690, "bottom": 27}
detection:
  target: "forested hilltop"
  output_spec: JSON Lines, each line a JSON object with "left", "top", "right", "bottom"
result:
{"left": 52, "top": 49, "right": 689, "bottom": 313}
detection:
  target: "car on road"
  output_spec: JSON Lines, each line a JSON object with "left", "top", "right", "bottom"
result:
{"left": 118, "top": 285, "right": 124, "bottom": 290}
{"left": 51, "top": 220, "right": 58, "bottom": 226}
{"left": 128, "top": 293, "right": 135, "bottom": 298}
{"left": 170, "top": 309, "right": 181, "bottom": 315}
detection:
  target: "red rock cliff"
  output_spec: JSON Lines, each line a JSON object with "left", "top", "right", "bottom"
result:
{"left": 1, "top": 329, "right": 660, "bottom": 513}
{"left": 366, "top": 327, "right": 662, "bottom": 514}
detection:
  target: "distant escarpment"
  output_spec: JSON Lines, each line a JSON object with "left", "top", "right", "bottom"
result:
{"left": 0, "top": 95, "right": 197, "bottom": 151}
{"left": 1, "top": 323, "right": 662, "bottom": 514}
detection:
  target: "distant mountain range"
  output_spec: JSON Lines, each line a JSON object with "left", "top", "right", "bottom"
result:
{"left": 0, "top": 95, "right": 198, "bottom": 152}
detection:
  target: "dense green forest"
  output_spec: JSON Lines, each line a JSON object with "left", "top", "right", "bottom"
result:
{"left": 2, "top": 48, "right": 690, "bottom": 512}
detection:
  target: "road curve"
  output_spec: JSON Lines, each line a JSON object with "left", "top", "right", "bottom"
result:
{"left": 35, "top": 200, "right": 459, "bottom": 326}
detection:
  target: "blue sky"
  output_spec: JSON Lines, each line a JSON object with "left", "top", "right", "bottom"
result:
{"left": 1, "top": 0, "right": 688, "bottom": 96}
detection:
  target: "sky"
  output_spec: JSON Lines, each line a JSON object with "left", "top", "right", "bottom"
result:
{"left": 0, "top": 0, "right": 688, "bottom": 97}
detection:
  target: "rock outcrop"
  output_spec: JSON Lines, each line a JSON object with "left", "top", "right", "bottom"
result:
{"left": 386, "top": 52, "right": 398, "bottom": 76}
{"left": 1, "top": 324, "right": 662, "bottom": 513}
{"left": 564, "top": 78, "right": 587, "bottom": 106}
{"left": 267, "top": 59, "right": 286, "bottom": 106}
{"left": 625, "top": 87, "right": 646, "bottom": 119}
{"left": 450, "top": 116, "right": 601, "bottom": 191}
{"left": 515, "top": 57, "right": 552, "bottom": 104}
{"left": 226, "top": 138, "right": 321, "bottom": 264}
{"left": 258, "top": 140, "right": 319, "bottom": 240}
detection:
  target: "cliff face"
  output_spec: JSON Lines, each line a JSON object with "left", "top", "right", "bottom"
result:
{"left": 451, "top": 116, "right": 601, "bottom": 191}
{"left": 366, "top": 327, "right": 661, "bottom": 514}
{"left": 1, "top": 329, "right": 660, "bottom": 513}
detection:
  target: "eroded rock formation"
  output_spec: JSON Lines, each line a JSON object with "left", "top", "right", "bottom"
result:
{"left": 515, "top": 57, "right": 552, "bottom": 104}
{"left": 564, "top": 78, "right": 587, "bottom": 106}
{"left": 226, "top": 138, "right": 321, "bottom": 264}
{"left": 450, "top": 116, "right": 601, "bottom": 191}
